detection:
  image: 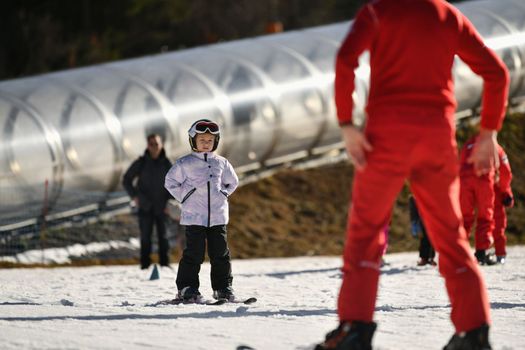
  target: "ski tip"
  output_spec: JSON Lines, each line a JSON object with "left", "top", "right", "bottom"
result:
{"left": 237, "top": 345, "right": 256, "bottom": 350}
{"left": 243, "top": 297, "right": 257, "bottom": 304}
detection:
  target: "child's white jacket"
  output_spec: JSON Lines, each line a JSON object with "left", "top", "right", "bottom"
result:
{"left": 164, "top": 152, "right": 239, "bottom": 227}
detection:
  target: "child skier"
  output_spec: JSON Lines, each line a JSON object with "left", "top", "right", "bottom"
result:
{"left": 164, "top": 119, "right": 239, "bottom": 302}
{"left": 459, "top": 134, "right": 497, "bottom": 265}
{"left": 492, "top": 144, "right": 514, "bottom": 264}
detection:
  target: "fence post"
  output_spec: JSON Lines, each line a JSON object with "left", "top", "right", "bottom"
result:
{"left": 40, "top": 179, "right": 49, "bottom": 264}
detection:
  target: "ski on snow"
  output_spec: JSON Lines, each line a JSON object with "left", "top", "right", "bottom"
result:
{"left": 146, "top": 296, "right": 257, "bottom": 307}
{"left": 208, "top": 297, "right": 257, "bottom": 305}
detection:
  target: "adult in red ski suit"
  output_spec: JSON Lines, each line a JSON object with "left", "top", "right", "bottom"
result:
{"left": 459, "top": 134, "right": 496, "bottom": 264}
{"left": 492, "top": 146, "right": 514, "bottom": 262}
{"left": 315, "top": 0, "right": 509, "bottom": 349}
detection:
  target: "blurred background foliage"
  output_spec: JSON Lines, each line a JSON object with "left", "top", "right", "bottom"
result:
{"left": 0, "top": 0, "right": 370, "bottom": 80}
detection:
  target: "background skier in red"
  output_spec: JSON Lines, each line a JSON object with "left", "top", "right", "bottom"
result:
{"left": 492, "top": 145, "right": 514, "bottom": 264}
{"left": 459, "top": 134, "right": 496, "bottom": 265}
{"left": 460, "top": 136, "right": 514, "bottom": 265}
{"left": 315, "top": 0, "right": 509, "bottom": 349}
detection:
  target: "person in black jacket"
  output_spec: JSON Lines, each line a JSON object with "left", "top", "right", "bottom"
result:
{"left": 123, "top": 134, "right": 173, "bottom": 269}
{"left": 409, "top": 195, "right": 436, "bottom": 266}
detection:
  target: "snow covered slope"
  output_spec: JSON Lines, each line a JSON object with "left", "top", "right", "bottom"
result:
{"left": 0, "top": 246, "right": 524, "bottom": 349}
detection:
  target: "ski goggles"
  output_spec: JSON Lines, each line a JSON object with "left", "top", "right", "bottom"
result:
{"left": 193, "top": 121, "right": 220, "bottom": 134}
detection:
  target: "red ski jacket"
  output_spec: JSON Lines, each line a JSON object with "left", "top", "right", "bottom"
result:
{"left": 335, "top": 0, "right": 509, "bottom": 130}
{"left": 459, "top": 136, "right": 512, "bottom": 194}
{"left": 459, "top": 135, "right": 481, "bottom": 179}
{"left": 495, "top": 147, "right": 512, "bottom": 195}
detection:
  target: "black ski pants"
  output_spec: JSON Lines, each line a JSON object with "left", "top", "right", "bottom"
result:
{"left": 138, "top": 210, "right": 170, "bottom": 268}
{"left": 418, "top": 226, "right": 435, "bottom": 260}
{"left": 176, "top": 224, "right": 233, "bottom": 291}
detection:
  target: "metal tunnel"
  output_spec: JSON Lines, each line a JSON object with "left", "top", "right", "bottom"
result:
{"left": 1, "top": 0, "right": 525, "bottom": 228}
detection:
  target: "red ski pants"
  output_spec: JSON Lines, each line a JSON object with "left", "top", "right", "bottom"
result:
{"left": 492, "top": 189, "right": 507, "bottom": 256}
{"left": 338, "top": 116, "right": 491, "bottom": 333}
{"left": 459, "top": 176, "right": 495, "bottom": 250}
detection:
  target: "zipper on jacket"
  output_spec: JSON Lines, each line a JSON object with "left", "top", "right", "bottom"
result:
{"left": 181, "top": 188, "right": 196, "bottom": 204}
{"left": 205, "top": 153, "right": 211, "bottom": 227}
{"left": 207, "top": 181, "right": 211, "bottom": 227}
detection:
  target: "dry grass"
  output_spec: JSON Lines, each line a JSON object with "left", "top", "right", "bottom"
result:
{"left": 228, "top": 162, "right": 354, "bottom": 258}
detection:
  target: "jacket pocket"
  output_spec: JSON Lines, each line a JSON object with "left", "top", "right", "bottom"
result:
{"left": 181, "top": 188, "right": 196, "bottom": 203}
{"left": 220, "top": 190, "right": 229, "bottom": 198}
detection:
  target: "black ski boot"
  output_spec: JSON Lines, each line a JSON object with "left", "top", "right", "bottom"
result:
{"left": 315, "top": 321, "right": 377, "bottom": 350}
{"left": 443, "top": 324, "right": 492, "bottom": 350}
{"left": 475, "top": 250, "right": 496, "bottom": 266}
{"left": 213, "top": 286, "right": 235, "bottom": 301}
{"left": 178, "top": 286, "right": 201, "bottom": 301}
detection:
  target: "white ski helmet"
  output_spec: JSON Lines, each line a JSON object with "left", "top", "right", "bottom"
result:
{"left": 188, "top": 119, "right": 220, "bottom": 151}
